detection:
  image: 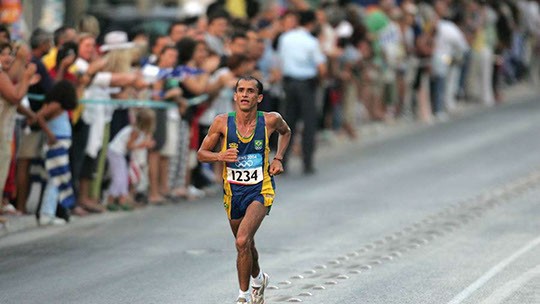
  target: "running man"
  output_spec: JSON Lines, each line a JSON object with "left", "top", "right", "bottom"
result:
{"left": 198, "top": 75, "right": 291, "bottom": 304}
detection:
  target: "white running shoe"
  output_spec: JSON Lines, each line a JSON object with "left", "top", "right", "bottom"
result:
{"left": 236, "top": 296, "right": 250, "bottom": 303}
{"left": 251, "top": 273, "right": 269, "bottom": 304}
{"left": 38, "top": 215, "right": 66, "bottom": 226}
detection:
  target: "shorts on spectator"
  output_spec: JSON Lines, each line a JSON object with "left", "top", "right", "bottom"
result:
{"left": 79, "top": 154, "right": 98, "bottom": 179}
{"left": 17, "top": 131, "right": 43, "bottom": 159}
{"left": 161, "top": 119, "right": 179, "bottom": 157}
{"left": 151, "top": 109, "right": 167, "bottom": 152}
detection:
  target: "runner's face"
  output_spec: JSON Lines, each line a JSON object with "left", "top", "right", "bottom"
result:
{"left": 234, "top": 79, "right": 262, "bottom": 112}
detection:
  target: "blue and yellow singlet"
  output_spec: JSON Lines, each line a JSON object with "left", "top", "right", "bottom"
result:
{"left": 222, "top": 111, "right": 275, "bottom": 219}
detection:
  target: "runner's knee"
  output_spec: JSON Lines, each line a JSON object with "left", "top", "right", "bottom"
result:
{"left": 235, "top": 235, "right": 252, "bottom": 252}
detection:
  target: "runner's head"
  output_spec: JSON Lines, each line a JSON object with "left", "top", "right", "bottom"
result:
{"left": 234, "top": 75, "right": 263, "bottom": 95}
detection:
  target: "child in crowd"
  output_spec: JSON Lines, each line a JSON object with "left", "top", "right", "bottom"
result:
{"left": 35, "top": 80, "right": 78, "bottom": 225}
{"left": 106, "top": 108, "right": 155, "bottom": 211}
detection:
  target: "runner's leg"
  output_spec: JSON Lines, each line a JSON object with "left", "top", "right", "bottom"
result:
{"left": 229, "top": 201, "right": 267, "bottom": 292}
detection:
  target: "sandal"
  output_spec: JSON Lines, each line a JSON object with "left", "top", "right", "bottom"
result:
{"left": 1, "top": 201, "right": 22, "bottom": 216}
{"left": 81, "top": 202, "right": 106, "bottom": 213}
{"left": 72, "top": 206, "right": 89, "bottom": 217}
{"left": 106, "top": 203, "right": 121, "bottom": 212}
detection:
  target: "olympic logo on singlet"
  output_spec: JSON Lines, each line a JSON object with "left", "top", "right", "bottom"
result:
{"left": 235, "top": 160, "right": 254, "bottom": 168}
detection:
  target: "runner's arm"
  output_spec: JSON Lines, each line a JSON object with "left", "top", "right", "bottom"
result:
{"left": 266, "top": 112, "right": 291, "bottom": 176}
{"left": 268, "top": 112, "right": 291, "bottom": 161}
{"left": 197, "top": 114, "right": 237, "bottom": 163}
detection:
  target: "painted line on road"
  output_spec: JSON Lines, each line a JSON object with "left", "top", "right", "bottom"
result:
{"left": 447, "top": 236, "right": 540, "bottom": 304}
{"left": 480, "top": 264, "right": 540, "bottom": 304}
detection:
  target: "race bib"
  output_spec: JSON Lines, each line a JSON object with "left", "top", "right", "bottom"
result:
{"left": 227, "top": 154, "right": 264, "bottom": 185}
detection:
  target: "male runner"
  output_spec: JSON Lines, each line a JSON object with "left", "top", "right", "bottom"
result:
{"left": 198, "top": 76, "right": 291, "bottom": 304}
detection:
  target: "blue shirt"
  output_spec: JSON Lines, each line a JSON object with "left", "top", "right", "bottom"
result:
{"left": 277, "top": 28, "right": 326, "bottom": 79}
{"left": 48, "top": 111, "right": 71, "bottom": 137}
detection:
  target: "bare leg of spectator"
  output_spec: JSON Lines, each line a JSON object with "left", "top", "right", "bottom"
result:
{"left": 15, "top": 158, "right": 31, "bottom": 213}
{"left": 159, "top": 156, "right": 170, "bottom": 197}
{"left": 417, "top": 72, "right": 433, "bottom": 123}
{"left": 148, "top": 151, "right": 164, "bottom": 204}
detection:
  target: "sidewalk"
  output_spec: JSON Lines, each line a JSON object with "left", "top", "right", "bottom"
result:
{"left": 1, "top": 82, "right": 538, "bottom": 239}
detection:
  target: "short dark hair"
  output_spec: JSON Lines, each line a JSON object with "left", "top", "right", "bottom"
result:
{"left": 150, "top": 33, "right": 170, "bottom": 48}
{"left": 227, "top": 53, "right": 249, "bottom": 70}
{"left": 53, "top": 26, "right": 68, "bottom": 46}
{"left": 30, "top": 28, "right": 52, "bottom": 49}
{"left": 299, "top": 10, "right": 316, "bottom": 26}
{"left": 45, "top": 80, "right": 78, "bottom": 110}
{"left": 167, "top": 20, "right": 188, "bottom": 36}
{"left": 175, "top": 37, "right": 197, "bottom": 64}
{"left": 0, "top": 24, "right": 11, "bottom": 41}
{"left": 235, "top": 75, "right": 263, "bottom": 94}
{"left": 208, "top": 9, "right": 230, "bottom": 25}
{"left": 56, "top": 41, "right": 78, "bottom": 70}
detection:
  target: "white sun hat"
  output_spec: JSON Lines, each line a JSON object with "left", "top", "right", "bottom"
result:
{"left": 99, "top": 31, "right": 135, "bottom": 52}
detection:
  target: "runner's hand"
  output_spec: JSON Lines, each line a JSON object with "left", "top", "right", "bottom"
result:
{"left": 269, "top": 159, "right": 284, "bottom": 176}
{"left": 218, "top": 148, "right": 238, "bottom": 162}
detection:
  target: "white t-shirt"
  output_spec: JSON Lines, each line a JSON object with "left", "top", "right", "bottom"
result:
{"left": 83, "top": 70, "right": 117, "bottom": 158}
{"left": 432, "top": 20, "right": 469, "bottom": 76}
{"left": 109, "top": 125, "right": 148, "bottom": 156}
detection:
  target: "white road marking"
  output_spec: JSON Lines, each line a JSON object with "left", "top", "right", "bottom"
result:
{"left": 480, "top": 264, "right": 540, "bottom": 304}
{"left": 447, "top": 235, "right": 540, "bottom": 304}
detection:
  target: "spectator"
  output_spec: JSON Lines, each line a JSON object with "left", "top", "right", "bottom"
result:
{"left": 140, "top": 34, "right": 172, "bottom": 67}
{"left": 205, "top": 9, "right": 231, "bottom": 56}
{"left": 42, "top": 25, "right": 78, "bottom": 71}
{"left": 278, "top": 9, "right": 327, "bottom": 175}
{"left": 0, "top": 42, "right": 38, "bottom": 215}
{"left": 147, "top": 45, "right": 182, "bottom": 205}
{"left": 395, "top": 1, "right": 417, "bottom": 117}
{"left": 35, "top": 80, "right": 78, "bottom": 225}
{"left": 219, "top": 31, "right": 248, "bottom": 68}
{"left": 69, "top": 33, "right": 104, "bottom": 214}
{"left": 411, "top": 3, "right": 436, "bottom": 123}
{"left": 16, "top": 28, "right": 55, "bottom": 216}
{"left": 431, "top": 0, "right": 469, "bottom": 117}
{"left": 106, "top": 109, "right": 155, "bottom": 211}
{"left": 49, "top": 41, "right": 78, "bottom": 83}
{"left": 465, "top": 0, "right": 496, "bottom": 106}
{"left": 73, "top": 31, "right": 145, "bottom": 213}
{"left": 171, "top": 37, "right": 220, "bottom": 198}
{"left": 168, "top": 21, "right": 189, "bottom": 44}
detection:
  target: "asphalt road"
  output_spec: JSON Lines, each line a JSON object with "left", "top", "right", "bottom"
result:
{"left": 1, "top": 94, "right": 539, "bottom": 304}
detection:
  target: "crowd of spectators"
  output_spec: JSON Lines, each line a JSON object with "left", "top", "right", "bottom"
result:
{"left": 0, "top": 0, "right": 539, "bottom": 226}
